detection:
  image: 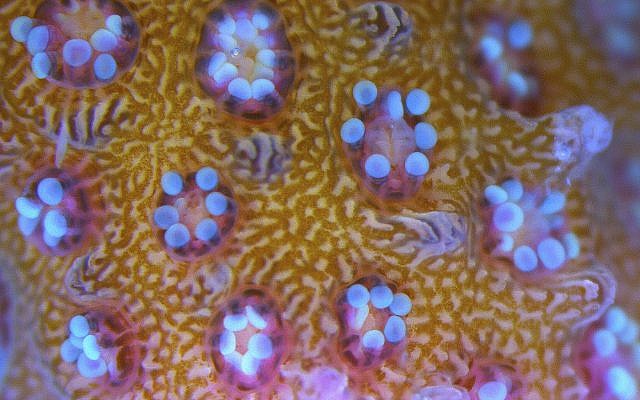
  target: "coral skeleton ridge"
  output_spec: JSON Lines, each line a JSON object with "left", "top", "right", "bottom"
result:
{"left": 0, "top": 0, "right": 638, "bottom": 399}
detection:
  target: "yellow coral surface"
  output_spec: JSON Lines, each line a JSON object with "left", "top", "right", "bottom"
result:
{"left": 0, "top": 0, "right": 632, "bottom": 399}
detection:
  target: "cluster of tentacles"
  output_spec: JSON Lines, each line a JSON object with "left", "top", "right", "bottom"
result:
{"left": 1, "top": 0, "right": 640, "bottom": 399}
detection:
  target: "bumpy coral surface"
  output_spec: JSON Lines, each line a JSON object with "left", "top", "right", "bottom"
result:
{"left": 1, "top": 0, "right": 638, "bottom": 399}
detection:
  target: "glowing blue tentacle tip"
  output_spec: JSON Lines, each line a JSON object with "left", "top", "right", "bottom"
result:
{"left": 161, "top": 171, "right": 183, "bottom": 196}
{"left": 26, "top": 25, "right": 49, "bottom": 55}
{"left": 257, "top": 49, "right": 275, "bottom": 67}
{"left": 251, "top": 78, "right": 275, "bottom": 100}
{"left": 364, "top": 154, "right": 391, "bottom": 179}
{"left": 477, "top": 381, "right": 508, "bottom": 400}
{"left": 537, "top": 237, "right": 566, "bottom": 270}
{"left": 498, "top": 234, "right": 514, "bottom": 252}
{"left": 18, "top": 215, "right": 39, "bottom": 236}
{"left": 245, "top": 305, "right": 267, "bottom": 329}
{"left": 370, "top": 286, "right": 393, "bottom": 309}
{"left": 484, "top": 185, "right": 508, "bottom": 205}
{"left": 248, "top": 333, "right": 273, "bottom": 360}
{"left": 195, "top": 218, "right": 218, "bottom": 241}
{"left": 43, "top": 231, "right": 61, "bottom": 247}
{"left": 228, "top": 77, "right": 252, "bottom": 101}
{"left": 414, "top": 122, "right": 438, "bottom": 150}
{"left": 340, "top": 118, "right": 365, "bottom": 144}
{"left": 405, "top": 89, "right": 431, "bottom": 115}
{"left": 606, "top": 307, "right": 628, "bottom": 334}
{"left": 37, "top": 177, "right": 64, "bottom": 206}
{"left": 619, "top": 320, "right": 639, "bottom": 345}
{"left": 63, "top": 39, "right": 93, "bottom": 67}
{"left": 507, "top": 71, "right": 528, "bottom": 98}
{"left": 513, "top": 245, "right": 537, "bottom": 272}
{"left": 60, "top": 339, "right": 82, "bottom": 363}
{"left": 15, "top": 197, "right": 42, "bottom": 219}
{"left": 492, "top": 202, "right": 524, "bottom": 233}
{"left": 164, "top": 223, "right": 190, "bottom": 248}
{"left": 90, "top": 29, "right": 117, "bottom": 52}
{"left": 383, "top": 315, "right": 406, "bottom": 343}
{"left": 539, "top": 192, "right": 566, "bottom": 215}
{"left": 347, "top": 284, "right": 370, "bottom": 308}
{"left": 153, "top": 205, "right": 179, "bottom": 229}
{"left": 31, "top": 52, "right": 52, "bottom": 79}
{"left": 105, "top": 15, "right": 123, "bottom": 36}
{"left": 252, "top": 13, "right": 270, "bottom": 30}
{"left": 93, "top": 54, "right": 117, "bottom": 81}
{"left": 235, "top": 18, "right": 257, "bottom": 42}
{"left": 592, "top": 329, "right": 617, "bottom": 357}
{"left": 501, "top": 179, "right": 523, "bottom": 201}
{"left": 241, "top": 353, "right": 259, "bottom": 375}
{"left": 82, "top": 335, "right": 101, "bottom": 361}
{"left": 607, "top": 366, "right": 637, "bottom": 400}
{"left": 69, "top": 315, "right": 90, "bottom": 338}
{"left": 219, "top": 330, "right": 236, "bottom": 356}
{"left": 508, "top": 20, "right": 533, "bottom": 50}
{"left": 362, "top": 329, "right": 385, "bottom": 349}
{"left": 10, "top": 16, "right": 33, "bottom": 43}
{"left": 404, "top": 152, "right": 429, "bottom": 176}
{"left": 389, "top": 293, "right": 412, "bottom": 316}
{"left": 208, "top": 52, "right": 227, "bottom": 77}
{"left": 479, "top": 36, "right": 503, "bottom": 61}
{"left": 205, "top": 192, "right": 228, "bottom": 216}
{"left": 224, "top": 314, "right": 248, "bottom": 332}
{"left": 386, "top": 90, "right": 404, "bottom": 120}
{"left": 77, "top": 353, "right": 108, "bottom": 379}
{"left": 43, "top": 210, "right": 68, "bottom": 238}
{"left": 195, "top": 167, "right": 219, "bottom": 191}
{"left": 353, "top": 80, "right": 378, "bottom": 106}
{"left": 562, "top": 232, "right": 580, "bottom": 259}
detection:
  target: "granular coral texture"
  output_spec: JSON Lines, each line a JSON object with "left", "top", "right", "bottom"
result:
{"left": 0, "top": 0, "right": 619, "bottom": 399}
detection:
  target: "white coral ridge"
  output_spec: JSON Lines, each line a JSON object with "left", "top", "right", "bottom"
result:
{"left": 59, "top": 315, "right": 109, "bottom": 379}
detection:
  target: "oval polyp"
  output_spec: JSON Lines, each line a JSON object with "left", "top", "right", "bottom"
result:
{"left": 12, "top": 0, "right": 140, "bottom": 88}
{"left": 196, "top": 0, "right": 296, "bottom": 120}
{"left": 205, "top": 287, "right": 290, "bottom": 393}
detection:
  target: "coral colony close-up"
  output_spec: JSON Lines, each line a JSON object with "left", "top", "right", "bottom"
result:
{"left": 4, "top": 0, "right": 640, "bottom": 399}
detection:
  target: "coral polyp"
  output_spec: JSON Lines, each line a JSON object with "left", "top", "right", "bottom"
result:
{"left": 482, "top": 178, "right": 580, "bottom": 276}
{"left": 341, "top": 80, "right": 438, "bottom": 200}
{"left": 195, "top": 0, "right": 295, "bottom": 120}
{"left": 335, "top": 275, "right": 411, "bottom": 369}
{"left": 15, "top": 167, "right": 102, "bottom": 256}
{"left": 205, "top": 287, "right": 289, "bottom": 394}
{"left": 0, "top": 0, "right": 638, "bottom": 399}
{"left": 11, "top": 0, "right": 140, "bottom": 88}
{"left": 153, "top": 168, "right": 237, "bottom": 261}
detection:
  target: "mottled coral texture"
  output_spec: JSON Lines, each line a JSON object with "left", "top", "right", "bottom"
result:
{"left": 0, "top": 0, "right": 637, "bottom": 399}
